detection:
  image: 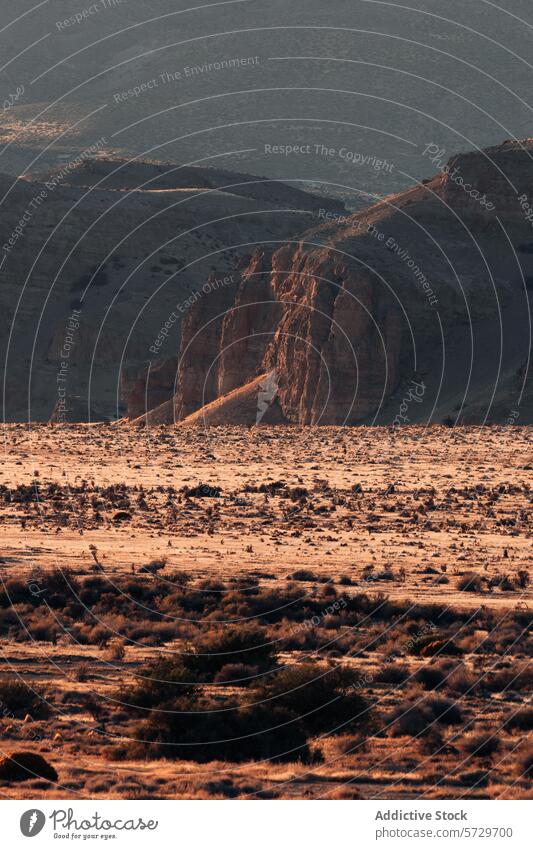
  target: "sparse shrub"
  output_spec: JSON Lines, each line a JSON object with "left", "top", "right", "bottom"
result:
{"left": 390, "top": 695, "right": 462, "bottom": 736}
{"left": 75, "top": 663, "right": 91, "bottom": 683}
{"left": 107, "top": 638, "right": 126, "bottom": 661}
{"left": 425, "top": 697, "right": 463, "bottom": 725}
{"left": 139, "top": 558, "right": 167, "bottom": 574}
{"left": 498, "top": 574, "right": 517, "bottom": 592}
{"left": 119, "top": 656, "right": 195, "bottom": 710}
{"left": 114, "top": 698, "right": 314, "bottom": 764}
{"left": 415, "top": 665, "right": 446, "bottom": 690}
{"left": 445, "top": 665, "right": 479, "bottom": 696}
{"left": 0, "top": 578, "right": 29, "bottom": 607}
{"left": 504, "top": 709, "right": 533, "bottom": 732}
{"left": 28, "top": 613, "right": 58, "bottom": 642}
{"left": 183, "top": 483, "right": 221, "bottom": 498}
{"left": 339, "top": 575, "right": 353, "bottom": 586}
{"left": 183, "top": 626, "right": 277, "bottom": 681}
{"left": 457, "top": 572, "right": 486, "bottom": 593}
{"left": 374, "top": 664, "right": 411, "bottom": 685}
{"left": 458, "top": 769, "right": 489, "bottom": 788}
{"left": 213, "top": 663, "right": 259, "bottom": 685}
{"left": 518, "top": 748, "right": 533, "bottom": 780}
{"left": 484, "top": 668, "right": 533, "bottom": 694}
{"left": 374, "top": 569, "right": 396, "bottom": 582}
{"left": 252, "top": 663, "right": 370, "bottom": 735}
{"left": 418, "top": 728, "right": 445, "bottom": 755}
{"left": 0, "top": 679, "right": 50, "bottom": 719}
{"left": 83, "top": 694, "right": 106, "bottom": 722}
{"left": 461, "top": 733, "right": 500, "bottom": 758}
{"left": 289, "top": 569, "right": 320, "bottom": 582}
{"left": 517, "top": 570, "right": 530, "bottom": 589}
{"left": 389, "top": 703, "right": 429, "bottom": 736}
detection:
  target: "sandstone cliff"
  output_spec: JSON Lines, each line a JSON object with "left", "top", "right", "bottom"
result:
{"left": 137, "top": 140, "right": 533, "bottom": 426}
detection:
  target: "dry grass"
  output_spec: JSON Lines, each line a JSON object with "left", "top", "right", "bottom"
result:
{"left": 0, "top": 424, "right": 530, "bottom": 799}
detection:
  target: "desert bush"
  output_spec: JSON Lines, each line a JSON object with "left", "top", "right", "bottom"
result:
{"left": 115, "top": 697, "right": 314, "bottom": 764}
{"left": 389, "top": 703, "right": 429, "bottom": 737}
{"left": 0, "top": 751, "right": 57, "bottom": 782}
{"left": 517, "top": 570, "right": 530, "bottom": 589}
{"left": 0, "top": 679, "right": 50, "bottom": 719}
{"left": 504, "top": 709, "right": 533, "bottom": 732}
{"left": 461, "top": 733, "right": 500, "bottom": 758}
{"left": 183, "top": 626, "right": 277, "bottom": 681}
{"left": 107, "top": 638, "right": 126, "bottom": 661}
{"left": 418, "top": 728, "right": 445, "bottom": 755}
{"left": 119, "top": 656, "right": 195, "bottom": 710}
{"left": 457, "top": 769, "right": 489, "bottom": 788}
{"left": 484, "top": 668, "right": 533, "bottom": 694}
{"left": 445, "top": 666, "right": 480, "bottom": 696}
{"left": 213, "top": 663, "right": 259, "bottom": 685}
{"left": 252, "top": 663, "right": 370, "bottom": 735}
{"left": 27, "top": 612, "right": 58, "bottom": 642}
{"left": 425, "top": 697, "right": 463, "bottom": 725}
{"left": 488, "top": 573, "right": 518, "bottom": 592}
{"left": 0, "top": 579, "right": 29, "bottom": 607}
{"left": 289, "top": 569, "right": 321, "bottom": 582}
{"left": 457, "top": 572, "right": 486, "bottom": 593}
{"left": 339, "top": 575, "right": 354, "bottom": 586}
{"left": 374, "top": 664, "right": 411, "bottom": 685}
{"left": 139, "top": 558, "right": 167, "bottom": 575}
{"left": 518, "top": 748, "right": 533, "bottom": 780}
{"left": 390, "top": 695, "right": 462, "bottom": 736}
{"left": 83, "top": 693, "right": 106, "bottom": 722}
{"left": 75, "top": 663, "right": 91, "bottom": 683}
{"left": 0, "top": 607, "right": 19, "bottom": 635}
{"left": 415, "top": 665, "right": 446, "bottom": 690}
{"left": 20, "top": 568, "right": 80, "bottom": 609}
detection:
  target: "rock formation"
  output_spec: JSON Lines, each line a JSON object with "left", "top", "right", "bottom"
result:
{"left": 0, "top": 158, "right": 341, "bottom": 421}
{"left": 136, "top": 140, "right": 533, "bottom": 426}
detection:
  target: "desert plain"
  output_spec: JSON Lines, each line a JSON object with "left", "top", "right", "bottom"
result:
{"left": 0, "top": 423, "right": 530, "bottom": 799}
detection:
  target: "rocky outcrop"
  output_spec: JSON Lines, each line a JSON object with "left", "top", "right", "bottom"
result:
{"left": 0, "top": 159, "right": 343, "bottom": 421}
{"left": 139, "top": 139, "right": 533, "bottom": 425}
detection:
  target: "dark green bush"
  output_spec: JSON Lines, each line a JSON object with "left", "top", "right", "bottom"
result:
{"left": 183, "top": 626, "right": 277, "bottom": 681}
{"left": 115, "top": 698, "right": 314, "bottom": 764}
{"left": 252, "top": 663, "right": 370, "bottom": 735}
{"left": 119, "top": 656, "right": 195, "bottom": 710}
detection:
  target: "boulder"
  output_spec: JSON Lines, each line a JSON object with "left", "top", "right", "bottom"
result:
{"left": 0, "top": 752, "right": 57, "bottom": 783}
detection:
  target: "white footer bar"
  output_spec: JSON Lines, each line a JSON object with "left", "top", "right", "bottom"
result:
{"left": 3, "top": 799, "right": 530, "bottom": 848}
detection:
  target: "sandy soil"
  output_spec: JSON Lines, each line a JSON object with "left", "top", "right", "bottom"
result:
{"left": 0, "top": 424, "right": 530, "bottom": 799}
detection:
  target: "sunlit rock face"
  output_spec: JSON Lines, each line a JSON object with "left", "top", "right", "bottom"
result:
{"left": 155, "top": 140, "right": 533, "bottom": 426}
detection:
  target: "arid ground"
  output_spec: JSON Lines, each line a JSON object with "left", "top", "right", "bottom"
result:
{"left": 0, "top": 424, "right": 531, "bottom": 799}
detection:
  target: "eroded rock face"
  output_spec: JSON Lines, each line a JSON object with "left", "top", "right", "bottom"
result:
{"left": 122, "top": 357, "right": 179, "bottom": 421}
{"left": 165, "top": 239, "right": 415, "bottom": 425}
{"left": 135, "top": 140, "right": 533, "bottom": 425}
{"left": 261, "top": 250, "right": 404, "bottom": 423}
{"left": 173, "top": 273, "right": 241, "bottom": 421}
